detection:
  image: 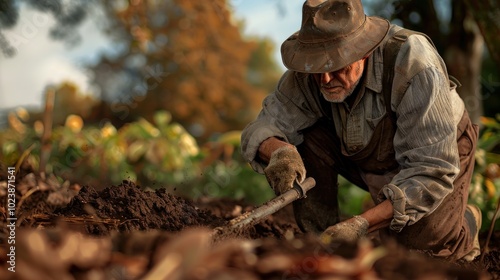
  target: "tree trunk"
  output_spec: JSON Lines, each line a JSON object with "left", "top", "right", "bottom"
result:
{"left": 444, "top": 0, "right": 484, "bottom": 125}
{"left": 463, "top": 0, "right": 500, "bottom": 67}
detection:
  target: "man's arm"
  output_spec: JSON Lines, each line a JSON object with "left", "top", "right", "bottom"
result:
{"left": 360, "top": 200, "right": 393, "bottom": 233}
{"left": 241, "top": 71, "right": 321, "bottom": 174}
{"left": 380, "top": 58, "right": 461, "bottom": 231}
{"left": 257, "top": 137, "right": 294, "bottom": 164}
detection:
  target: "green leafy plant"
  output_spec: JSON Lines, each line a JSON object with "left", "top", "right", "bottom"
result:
{"left": 176, "top": 131, "right": 274, "bottom": 205}
{"left": 338, "top": 176, "right": 372, "bottom": 218}
{"left": 469, "top": 115, "right": 500, "bottom": 231}
{"left": 0, "top": 110, "right": 273, "bottom": 205}
{"left": 1, "top": 111, "right": 194, "bottom": 185}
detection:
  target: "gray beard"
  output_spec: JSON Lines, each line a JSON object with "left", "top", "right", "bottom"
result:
{"left": 321, "top": 78, "right": 361, "bottom": 103}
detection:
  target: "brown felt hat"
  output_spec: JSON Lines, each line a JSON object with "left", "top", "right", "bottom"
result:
{"left": 281, "top": 0, "right": 390, "bottom": 73}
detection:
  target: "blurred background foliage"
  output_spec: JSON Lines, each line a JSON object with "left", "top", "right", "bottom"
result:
{"left": 1, "top": 108, "right": 274, "bottom": 204}
{"left": 0, "top": 0, "right": 499, "bottom": 229}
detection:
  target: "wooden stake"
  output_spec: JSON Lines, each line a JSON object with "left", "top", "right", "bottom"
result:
{"left": 481, "top": 197, "right": 500, "bottom": 263}
{"left": 39, "top": 88, "right": 55, "bottom": 175}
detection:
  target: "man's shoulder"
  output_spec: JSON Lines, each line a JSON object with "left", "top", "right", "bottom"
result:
{"left": 387, "top": 24, "right": 404, "bottom": 38}
{"left": 384, "top": 25, "right": 446, "bottom": 77}
{"left": 379, "top": 25, "right": 449, "bottom": 109}
{"left": 385, "top": 24, "right": 436, "bottom": 53}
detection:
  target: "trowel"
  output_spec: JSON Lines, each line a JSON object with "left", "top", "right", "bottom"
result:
{"left": 212, "top": 177, "right": 316, "bottom": 236}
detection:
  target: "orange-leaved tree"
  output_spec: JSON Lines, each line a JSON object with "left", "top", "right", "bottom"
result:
{"left": 92, "top": 0, "right": 276, "bottom": 140}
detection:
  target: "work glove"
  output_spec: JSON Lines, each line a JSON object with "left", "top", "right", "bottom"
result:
{"left": 264, "top": 145, "right": 306, "bottom": 196}
{"left": 320, "top": 216, "right": 369, "bottom": 244}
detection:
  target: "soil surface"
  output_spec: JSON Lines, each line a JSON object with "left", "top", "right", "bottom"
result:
{"left": 0, "top": 172, "right": 499, "bottom": 280}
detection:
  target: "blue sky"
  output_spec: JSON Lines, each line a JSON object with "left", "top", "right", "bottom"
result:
{"left": 231, "top": 0, "right": 302, "bottom": 64}
{"left": 0, "top": 5, "right": 114, "bottom": 110}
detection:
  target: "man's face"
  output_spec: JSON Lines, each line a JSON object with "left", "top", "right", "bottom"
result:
{"left": 313, "top": 58, "right": 366, "bottom": 103}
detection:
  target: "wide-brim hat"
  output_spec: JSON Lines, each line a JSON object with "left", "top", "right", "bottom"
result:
{"left": 281, "top": 0, "right": 390, "bottom": 73}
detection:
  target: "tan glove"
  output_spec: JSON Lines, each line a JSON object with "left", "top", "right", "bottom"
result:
{"left": 264, "top": 146, "right": 306, "bottom": 195}
{"left": 320, "top": 216, "right": 369, "bottom": 244}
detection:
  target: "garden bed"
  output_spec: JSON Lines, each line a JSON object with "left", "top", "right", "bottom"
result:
{"left": 0, "top": 174, "right": 498, "bottom": 280}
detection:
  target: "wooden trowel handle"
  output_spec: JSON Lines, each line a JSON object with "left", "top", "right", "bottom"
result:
{"left": 226, "top": 177, "right": 316, "bottom": 230}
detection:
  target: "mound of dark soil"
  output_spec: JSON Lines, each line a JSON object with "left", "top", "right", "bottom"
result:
{"left": 54, "top": 180, "right": 226, "bottom": 235}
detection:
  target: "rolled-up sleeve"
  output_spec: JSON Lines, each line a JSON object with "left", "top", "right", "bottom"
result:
{"left": 378, "top": 66, "right": 461, "bottom": 232}
{"left": 241, "top": 71, "right": 319, "bottom": 173}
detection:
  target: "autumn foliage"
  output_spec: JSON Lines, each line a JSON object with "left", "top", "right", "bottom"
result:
{"left": 92, "top": 0, "right": 272, "bottom": 139}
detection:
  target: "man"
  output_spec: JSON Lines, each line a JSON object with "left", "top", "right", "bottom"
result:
{"left": 241, "top": 0, "right": 481, "bottom": 261}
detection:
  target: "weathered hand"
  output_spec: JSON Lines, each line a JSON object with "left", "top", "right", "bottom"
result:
{"left": 264, "top": 146, "right": 306, "bottom": 195}
{"left": 320, "top": 216, "right": 369, "bottom": 244}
